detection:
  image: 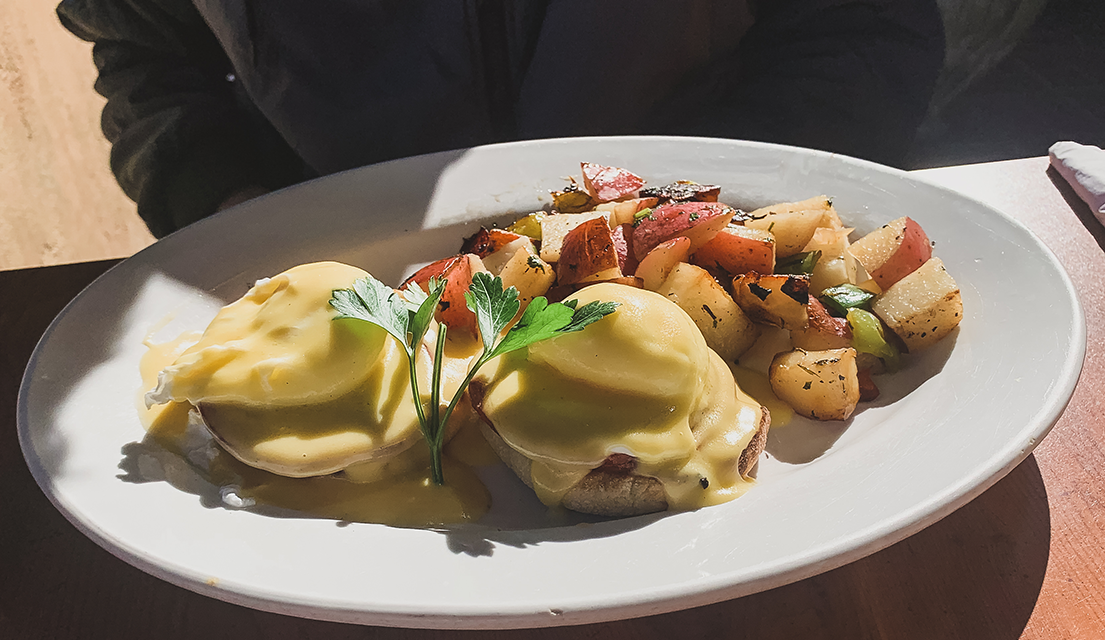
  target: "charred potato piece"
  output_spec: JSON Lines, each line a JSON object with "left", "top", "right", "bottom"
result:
{"left": 639, "top": 181, "right": 721, "bottom": 203}
{"left": 770, "top": 348, "right": 860, "bottom": 421}
{"left": 733, "top": 273, "right": 810, "bottom": 331}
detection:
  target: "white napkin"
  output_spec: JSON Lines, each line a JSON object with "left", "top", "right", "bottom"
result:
{"left": 1049, "top": 141, "right": 1105, "bottom": 224}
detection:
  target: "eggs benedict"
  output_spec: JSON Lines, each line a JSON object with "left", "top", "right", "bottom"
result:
{"left": 472, "top": 283, "right": 770, "bottom": 517}
{"left": 145, "top": 261, "right": 467, "bottom": 481}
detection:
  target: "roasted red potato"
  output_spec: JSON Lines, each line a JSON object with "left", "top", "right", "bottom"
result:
{"left": 556, "top": 217, "right": 623, "bottom": 286}
{"left": 460, "top": 227, "right": 525, "bottom": 257}
{"left": 656, "top": 262, "right": 760, "bottom": 361}
{"left": 610, "top": 223, "right": 637, "bottom": 275}
{"left": 581, "top": 162, "right": 645, "bottom": 203}
{"left": 402, "top": 253, "right": 488, "bottom": 337}
{"left": 849, "top": 216, "right": 933, "bottom": 290}
{"left": 770, "top": 347, "right": 860, "bottom": 421}
{"left": 871, "top": 257, "right": 962, "bottom": 352}
{"left": 745, "top": 196, "right": 832, "bottom": 258}
{"left": 637, "top": 236, "right": 692, "bottom": 291}
{"left": 497, "top": 248, "right": 556, "bottom": 309}
{"left": 539, "top": 212, "right": 609, "bottom": 263}
{"left": 692, "top": 224, "right": 776, "bottom": 276}
{"left": 631, "top": 201, "right": 735, "bottom": 261}
{"left": 596, "top": 197, "right": 659, "bottom": 226}
{"left": 461, "top": 227, "right": 536, "bottom": 275}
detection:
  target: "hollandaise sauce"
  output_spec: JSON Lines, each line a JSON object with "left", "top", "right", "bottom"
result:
{"left": 479, "top": 283, "right": 765, "bottom": 511}
{"left": 138, "top": 262, "right": 492, "bottom": 527}
{"left": 138, "top": 262, "right": 767, "bottom": 526}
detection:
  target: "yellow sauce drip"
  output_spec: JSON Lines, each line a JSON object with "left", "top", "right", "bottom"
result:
{"left": 137, "top": 329, "right": 201, "bottom": 433}
{"left": 731, "top": 365, "right": 793, "bottom": 428}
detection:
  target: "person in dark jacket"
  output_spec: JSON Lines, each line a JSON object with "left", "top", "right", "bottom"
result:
{"left": 57, "top": 0, "right": 945, "bottom": 238}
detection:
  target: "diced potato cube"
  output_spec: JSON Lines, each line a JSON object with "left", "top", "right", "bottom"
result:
{"left": 871, "top": 257, "right": 962, "bottom": 352}
{"left": 595, "top": 197, "right": 659, "bottom": 226}
{"left": 482, "top": 236, "right": 536, "bottom": 275}
{"left": 498, "top": 248, "right": 556, "bottom": 308}
{"left": 803, "top": 226, "right": 857, "bottom": 294}
{"left": 849, "top": 216, "right": 932, "bottom": 290}
{"left": 791, "top": 297, "right": 852, "bottom": 351}
{"left": 581, "top": 162, "right": 645, "bottom": 203}
{"left": 539, "top": 212, "right": 609, "bottom": 263}
{"left": 732, "top": 273, "right": 810, "bottom": 331}
{"left": 745, "top": 196, "right": 832, "bottom": 257}
{"left": 556, "top": 217, "right": 622, "bottom": 285}
{"left": 656, "top": 263, "right": 760, "bottom": 360}
{"left": 637, "top": 237, "right": 692, "bottom": 291}
{"left": 769, "top": 348, "right": 860, "bottom": 421}
{"left": 692, "top": 224, "right": 776, "bottom": 276}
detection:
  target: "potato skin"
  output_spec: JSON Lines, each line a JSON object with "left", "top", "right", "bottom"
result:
{"left": 631, "top": 202, "right": 735, "bottom": 260}
{"left": 790, "top": 297, "right": 852, "bottom": 351}
{"left": 693, "top": 224, "right": 776, "bottom": 276}
{"left": 556, "top": 217, "right": 621, "bottom": 285}
{"left": 769, "top": 348, "right": 859, "bottom": 421}
{"left": 849, "top": 216, "right": 933, "bottom": 290}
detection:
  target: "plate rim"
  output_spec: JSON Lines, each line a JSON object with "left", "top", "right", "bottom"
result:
{"left": 17, "top": 135, "right": 1087, "bottom": 629}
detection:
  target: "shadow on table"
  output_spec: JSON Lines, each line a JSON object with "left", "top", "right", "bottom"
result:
{"left": 1049, "top": 165, "right": 1105, "bottom": 253}
{"left": 542, "top": 453, "right": 1051, "bottom": 640}
{"left": 27, "top": 453, "right": 1049, "bottom": 639}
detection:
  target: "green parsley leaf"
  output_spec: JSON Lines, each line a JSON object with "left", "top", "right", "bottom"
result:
{"left": 407, "top": 277, "right": 446, "bottom": 352}
{"left": 820, "top": 283, "right": 875, "bottom": 316}
{"left": 560, "top": 300, "right": 621, "bottom": 334}
{"left": 464, "top": 272, "right": 521, "bottom": 355}
{"left": 401, "top": 279, "right": 429, "bottom": 310}
{"left": 775, "top": 250, "right": 821, "bottom": 275}
{"left": 331, "top": 278, "right": 411, "bottom": 354}
{"left": 332, "top": 270, "right": 617, "bottom": 486}
{"left": 491, "top": 297, "right": 618, "bottom": 358}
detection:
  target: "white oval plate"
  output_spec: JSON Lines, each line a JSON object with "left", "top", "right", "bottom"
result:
{"left": 19, "top": 137, "right": 1084, "bottom": 629}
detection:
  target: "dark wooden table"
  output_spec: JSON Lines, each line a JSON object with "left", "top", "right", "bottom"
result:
{"left": 3, "top": 157, "right": 1103, "bottom": 638}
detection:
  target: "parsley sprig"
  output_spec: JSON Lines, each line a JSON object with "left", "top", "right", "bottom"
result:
{"left": 331, "top": 271, "right": 618, "bottom": 485}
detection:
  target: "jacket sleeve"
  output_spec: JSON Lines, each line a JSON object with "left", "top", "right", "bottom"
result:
{"left": 57, "top": 0, "right": 305, "bottom": 237}
{"left": 656, "top": 0, "right": 946, "bottom": 167}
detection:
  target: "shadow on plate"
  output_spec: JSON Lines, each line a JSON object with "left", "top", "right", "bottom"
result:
{"left": 117, "top": 434, "right": 667, "bottom": 557}
{"left": 765, "top": 327, "right": 959, "bottom": 465}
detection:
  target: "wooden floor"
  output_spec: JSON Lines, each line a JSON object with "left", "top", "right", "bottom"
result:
{"left": 0, "top": 0, "right": 152, "bottom": 272}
